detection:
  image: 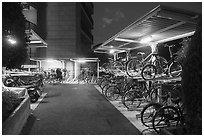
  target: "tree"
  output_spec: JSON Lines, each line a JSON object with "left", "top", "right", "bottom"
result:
{"left": 181, "top": 17, "right": 202, "bottom": 134}
{"left": 2, "top": 2, "right": 28, "bottom": 69}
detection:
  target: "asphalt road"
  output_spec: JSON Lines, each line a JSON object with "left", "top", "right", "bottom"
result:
{"left": 21, "top": 84, "right": 141, "bottom": 135}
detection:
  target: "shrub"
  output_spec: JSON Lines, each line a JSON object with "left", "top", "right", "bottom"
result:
{"left": 2, "top": 90, "right": 22, "bottom": 122}
{"left": 181, "top": 18, "right": 202, "bottom": 134}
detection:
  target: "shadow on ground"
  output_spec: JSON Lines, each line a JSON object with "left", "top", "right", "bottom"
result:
{"left": 20, "top": 114, "right": 37, "bottom": 135}
{"left": 44, "top": 92, "right": 61, "bottom": 98}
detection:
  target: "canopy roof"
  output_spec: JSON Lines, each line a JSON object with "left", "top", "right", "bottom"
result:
{"left": 94, "top": 5, "right": 200, "bottom": 54}
{"left": 26, "top": 29, "right": 48, "bottom": 47}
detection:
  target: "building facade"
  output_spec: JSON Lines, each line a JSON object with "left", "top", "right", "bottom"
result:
{"left": 23, "top": 2, "right": 97, "bottom": 78}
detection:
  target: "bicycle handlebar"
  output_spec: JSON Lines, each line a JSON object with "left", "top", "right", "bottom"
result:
{"left": 164, "top": 44, "right": 175, "bottom": 48}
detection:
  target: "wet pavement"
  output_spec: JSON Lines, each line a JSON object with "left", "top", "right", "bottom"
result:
{"left": 21, "top": 84, "right": 141, "bottom": 135}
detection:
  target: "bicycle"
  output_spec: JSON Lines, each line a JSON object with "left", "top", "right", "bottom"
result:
{"left": 152, "top": 97, "right": 185, "bottom": 134}
{"left": 140, "top": 82, "right": 182, "bottom": 128}
{"left": 104, "top": 76, "right": 135, "bottom": 101}
{"left": 101, "top": 51, "right": 144, "bottom": 77}
{"left": 121, "top": 80, "right": 155, "bottom": 110}
{"left": 141, "top": 44, "right": 182, "bottom": 80}
{"left": 77, "top": 71, "right": 92, "bottom": 84}
{"left": 101, "top": 57, "right": 125, "bottom": 74}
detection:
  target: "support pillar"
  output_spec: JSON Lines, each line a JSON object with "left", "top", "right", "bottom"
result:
{"left": 61, "top": 60, "right": 65, "bottom": 69}
{"left": 113, "top": 53, "right": 117, "bottom": 61}
{"left": 97, "top": 60, "right": 100, "bottom": 78}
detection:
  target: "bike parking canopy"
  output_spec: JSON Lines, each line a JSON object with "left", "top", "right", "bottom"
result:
{"left": 93, "top": 5, "right": 200, "bottom": 54}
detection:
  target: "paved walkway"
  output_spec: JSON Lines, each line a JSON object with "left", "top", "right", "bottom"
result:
{"left": 21, "top": 84, "right": 141, "bottom": 135}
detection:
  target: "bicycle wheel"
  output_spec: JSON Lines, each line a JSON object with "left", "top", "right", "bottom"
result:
{"left": 101, "top": 63, "right": 111, "bottom": 71}
{"left": 141, "top": 64, "right": 157, "bottom": 80}
{"left": 140, "top": 102, "right": 163, "bottom": 127}
{"left": 100, "top": 79, "right": 110, "bottom": 89}
{"left": 122, "top": 87, "right": 142, "bottom": 110}
{"left": 105, "top": 86, "right": 120, "bottom": 101}
{"left": 152, "top": 106, "right": 180, "bottom": 134}
{"left": 126, "top": 59, "right": 141, "bottom": 77}
{"left": 102, "top": 84, "right": 110, "bottom": 95}
{"left": 111, "top": 61, "right": 124, "bottom": 71}
{"left": 96, "top": 77, "right": 103, "bottom": 86}
{"left": 169, "top": 61, "right": 182, "bottom": 77}
{"left": 149, "top": 85, "right": 162, "bottom": 102}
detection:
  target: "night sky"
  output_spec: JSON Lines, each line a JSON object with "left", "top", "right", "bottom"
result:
{"left": 92, "top": 2, "right": 202, "bottom": 45}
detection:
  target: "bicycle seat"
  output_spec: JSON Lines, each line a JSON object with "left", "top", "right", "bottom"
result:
{"left": 137, "top": 52, "right": 145, "bottom": 55}
{"left": 164, "top": 44, "right": 175, "bottom": 48}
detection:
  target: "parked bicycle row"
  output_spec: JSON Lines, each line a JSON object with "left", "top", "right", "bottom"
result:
{"left": 100, "top": 42, "right": 187, "bottom": 81}
{"left": 2, "top": 73, "right": 45, "bottom": 103}
{"left": 96, "top": 73, "right": 185, "bottom": 134}
{"left": 43, "top": 68, "right": 97, "bottom": 84}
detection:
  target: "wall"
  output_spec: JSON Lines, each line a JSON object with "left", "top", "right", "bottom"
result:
{"left": 41, "top": 60, "right": 63, "bottom": 71}
{"left": 38, "top": 2, "right": 77, "bottom": 59}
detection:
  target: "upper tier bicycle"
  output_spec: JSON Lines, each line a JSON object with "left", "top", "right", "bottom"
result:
{"left": 141, "top": 44, "right": 182, "bottom": 80}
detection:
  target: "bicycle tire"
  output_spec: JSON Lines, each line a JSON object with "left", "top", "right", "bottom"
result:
{"left": 122, "top": 87, "right": 142, "bottom": 110}
{"left": 149, "top": 85, "right": 162, "bottom": 102}
{"left": 169, "top": 61, "right": 182, "bottom": 77}
{"left": 97, "top": 77, "right": 107, "bottom": 87}
{"left": 126, "top": 59, "right": 141, "bottom": 77}
{"left": 100, "top": 79, "right": 110, "bottom": 89}
{"left": 105, "top": 85, "right": 120, "bottom": 101}
{"left": 101, "top": 63, "right": 111, "bottom": 71}
{"left": 152, "top": 105, "right": 180, "bottom": 134}
{"left": 140, "top": 102, "right": 163, "bottom": 127}
{"left": 141, "top": 64, "right": 157, "bottom": 80}
{"left": 111, "top": 61, "right": 124, "bottom": 71}
{"left": 102, "top": 83, "right": 110, "bottom": 95}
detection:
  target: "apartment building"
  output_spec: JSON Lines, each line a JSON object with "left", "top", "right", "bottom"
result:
{"left": 23, "top": 2, "right": 97, "bottom": 78}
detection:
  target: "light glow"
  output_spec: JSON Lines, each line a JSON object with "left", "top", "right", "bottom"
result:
{"left": 8, "top": 38, "right": 17, "bottom": 45}
{"left": 140, "top": 36, "right": 152, "bottom": 44}
{"left": 114, "top": 38, "right": 140, "bottom": 43}
{"left": 30, "top": 40, "right": 42, "bottom": 44}
{"left": 150, "top": 44, "right": 157, "bottom": 53}
{"left": 77, "top": 59, "right": 86, "bottom": 63}
{"left": 46, "top": 59, "right": 56, "bottom": 63}
{"left": 109, "top": 49, "right": 115, "bottom": 54}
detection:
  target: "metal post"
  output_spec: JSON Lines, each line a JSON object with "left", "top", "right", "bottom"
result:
{"left": 126, "top": 50, "right": 130, "bottom": 61}
{"left": 150, "top": 43, "right": 158, "bottom": 53}
{"left": 113, "top": 53, "right": 117, "bottom": 61}
{"left": 97, "top": 60, "right": 99, "bottom": 79}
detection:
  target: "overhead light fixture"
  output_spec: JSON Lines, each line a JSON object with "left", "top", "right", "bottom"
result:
{"left": 140, "top": 36, "right": 152, "bottom": 44}
{"left": 30, "top": 40, "right": 42, "bottom": 44}
{"left": 156, "top": 31, "right": 195, "bottom": 44}
{"left": 46, "top": 59, "right": 56, "bottom": 63}
{"left": 115, "top": 38, "right": 140, "bottom": 43}
{"left": 77, "top": 59, "right": 86, "bottom": 63}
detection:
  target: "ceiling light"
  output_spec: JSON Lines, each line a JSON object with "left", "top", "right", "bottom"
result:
{"left": 30, "top": 40, "right": 42, "bottom": 44}
{"left": 46, "top": 59, "right": 56, "bottom": 62}
{"left": 109, "top": 49, "right": 115, "bottom": 54}
{"left": 140, "top": 36, "right": 152, "bottom": 44}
